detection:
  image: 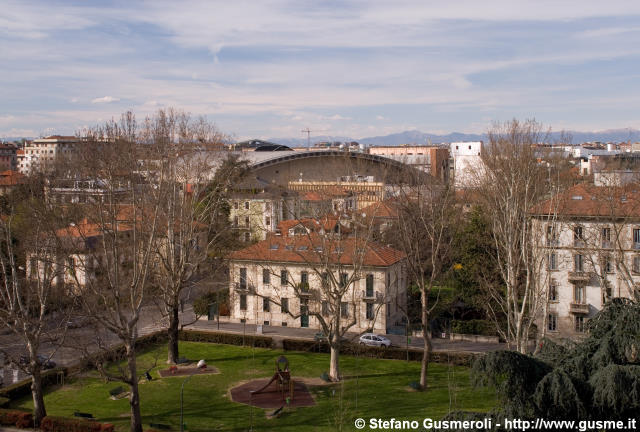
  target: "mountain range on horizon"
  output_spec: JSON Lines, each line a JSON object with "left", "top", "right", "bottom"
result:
{"left": 269, "top": 127, "right": 640, "bottom": 147}
{"left": 4, "top": 127, "right": 640, "bottom": 148}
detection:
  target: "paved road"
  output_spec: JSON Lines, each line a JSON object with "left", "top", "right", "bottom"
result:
{"left": 1, "top": 300, "right": 505, "bottom": 389}
{"left": 187, "top": 318, "right": 506, "bottom": 353}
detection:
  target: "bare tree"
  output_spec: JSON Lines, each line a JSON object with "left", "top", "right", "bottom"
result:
{"left": 472, "top": 119, "right": 558, "bottom": 353}
{"left": 389, "top": 175, "right": 458, "bottom": 390}
{"left": 229, "top": 210, "right": 406, "bottom": 382}
{"left": 0, "top": 181, "right": 69, "bottom": 425}
{"left": 66, "top": 112, "right": 163, "bottom": 432}
{"left": 144, "top": 108, "right": 247, "bottom": 364}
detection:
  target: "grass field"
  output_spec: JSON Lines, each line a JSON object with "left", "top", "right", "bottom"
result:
{"left": 11, "top": 342, "right": 496, "bottom": 431}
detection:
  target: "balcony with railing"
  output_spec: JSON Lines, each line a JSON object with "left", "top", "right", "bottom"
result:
{"left": 234, "top": 282, "right": 255, "bottom": 293}
{"left": 297, "top": 282, "right": 312, "bottom": 297}
{"left": 567, "top": 271, "right": 590, "bottom": 283}
{"left": 362, "top": 290, "right": 383, "bottom": 303}
{"left": 569, "top": 302, "right": 589, "bottom": 315}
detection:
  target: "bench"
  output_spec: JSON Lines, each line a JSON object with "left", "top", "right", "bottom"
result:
{"left": 73, "top": 412, "right": 94, "bottom": 419}
{"left": 109, "top": 386, "right": 125, "bottom": 397}
{"left": 149, "top": 423, "right": 171, "bottom": 430}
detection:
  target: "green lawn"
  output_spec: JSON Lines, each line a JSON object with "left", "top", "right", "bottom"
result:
{"left": 12, "top": 342, "right": 495, "bottom": 431}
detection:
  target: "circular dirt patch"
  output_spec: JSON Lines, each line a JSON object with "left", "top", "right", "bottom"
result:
{"left": 230, "top": 378, "right": 316, "bottom": 409}
{"left": 158, "top": 366, "right": 219, "bottom": 377}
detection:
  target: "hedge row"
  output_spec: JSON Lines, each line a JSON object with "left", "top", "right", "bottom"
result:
{"left": 178, "top": 329, "right": 273, "bottom": 348}
{"left": 0, "top": 409, "right": 33, "bottom": 428}
{"left": 280, "top": 339, "right": 477, "bottom": 366}
{"left": 41, "top": 416, "right": 114, "bottom": 432}
{"left": 451, "top": 319, "right": 498, "bottom": 337}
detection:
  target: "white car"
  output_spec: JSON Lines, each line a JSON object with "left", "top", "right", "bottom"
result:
{"left": 359, "top": 333, "right": 391, "bottom": 348}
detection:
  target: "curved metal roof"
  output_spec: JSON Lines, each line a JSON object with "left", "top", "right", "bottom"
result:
{"left": 248, "top": 150, "right": 411, "bottom": 171}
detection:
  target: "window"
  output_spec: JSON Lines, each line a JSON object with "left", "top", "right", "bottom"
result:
{"left": 280, "top": 270, "right": 287, "bottom": 285}
{"left": 262, "top": 269, "right": 270, "bottom": 284}
{"left": 244, "top": 201, "right": 249, "bottom": 210}
{"left": 244, "top": 232, "right": 250, "bottom": 242}
{"left": 29, "top": 257, "right": 38, "bottom": 277}
{"left": 233, "top": 216, "right": 238, "bottom": 227}
{"left": 604, "top": 256, "right": 614, "bottom": 273}
{"left": 281, "top": 298, "right": 289, "bottom": 313}
{"left": 240, "top": 294, "right": 247, "bottom": 311}
{"left": 366, "top": 302, "right": 374, "bottom": 320}
{"left": 634, "top": 229, "right": 640, "bottom": 249}
{"left": 239, "top": 267, "right": 247, "bottom": 290}
{"left": 244, "top": 216, "right": 250, "bottom": 227}
{"left": 546, "top": 225, "right": 557, "bottom": 246}
{"left": 234, "top": 201, "right": 239, "bottom": 210}
{"left": 339, "top": 273, "right": 348, "bottom": 288}
{"left": 573, "top": 226, "right": 584, "bottom": 247}
{"left": 365, "top": 274, "right": 374, "bottom": 297}
{"left": 263, "top": 298, "right": 270, "bottom": 312}
{"left": 601, "top": 227, "right": 611, "bottom": 248}
{"left": 265, "top": 202, "right": 271, "bottom": 211}
{"left": 66, "top": 256, "right": 75, "bottom": 275}
{"left": 322, "top": 271, "right": 330, "bottom": 288}
{"left": 548, "top": 253, "right": 558, "bottom": 270}
{"left": 322, "top": 301, "right": 329, "bottom": 316}
{"left": 574, "top": 254, "right": 584, "bottom": 272}
{"left": 265, "top": 216, "right": 271, "bottom": 226}
{"left": 574, "top": 285, "right": 585, "bottom": 303}
{"left": 634, "top": 256, "right": 640, "bottom": 274}
{"left": 549, "top": 280, "right": 558, "bottom": 301}
{"left": 575, "top": 316, "right": 585, "bottom": 333}
{"left": 340, "top": 302, "right": 349, "bottom": 318}
{"left": 300, "top": 271, "right": 309, "bottom": 291}
{"left": 548, "top": 314, "right": 557, "bottom": 332}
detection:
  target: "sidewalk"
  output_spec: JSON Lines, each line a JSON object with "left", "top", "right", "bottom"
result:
{"left": 186, "top": 318, "right": 506, "bottom": 353}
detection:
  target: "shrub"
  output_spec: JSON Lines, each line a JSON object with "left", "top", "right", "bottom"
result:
{"left": 0, "top": 397, "right": 8, "bottom": 408}
{"left": 40, "top": 416, "right": 111, "bottom": 432}
{"left": 0, "top": 409, "right": 33, "bottom": 428}
{"left": 178, "top": 330, "right": 273, "bottom": 348}
{"left": 451, "top": 320, "right": 498, "bottom": 337}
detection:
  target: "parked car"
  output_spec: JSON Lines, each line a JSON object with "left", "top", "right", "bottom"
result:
{"left": 359, "top": 333, "right": 392, "bottom": 348}
{"left": 19, "top": 354, "right": 56, "bottom": 370}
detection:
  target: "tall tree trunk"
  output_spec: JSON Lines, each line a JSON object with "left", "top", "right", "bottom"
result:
{"left": 30, "top": 367, "right": 46, "bottom": 426}
{"left": 167, "top": 302, "right": 180, "bottom": 364}
{"left": 329, "top": 343, "right": 340, "bottom": 382}
{"left": 127, "top": 343, "right": 143, "bottom": 432}
{"left": 420, "top": 289, "right": 431, "bottom": 389}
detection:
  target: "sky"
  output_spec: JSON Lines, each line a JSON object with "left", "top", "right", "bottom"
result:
{"left": 2, "top": 1, "right": 640, "bottom": 141}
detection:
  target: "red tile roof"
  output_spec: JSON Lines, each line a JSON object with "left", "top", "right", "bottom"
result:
{"left": 229, "top": 235, "right": 406, "bottom": 267}
{"left": 359, "top": 201, "right": 398, "bottom": 219}
{"left": 0, "top": 171, "right": 25, "bottom": 187}
{"left": 530, "top": 183, "right": 640, "bottom": 218}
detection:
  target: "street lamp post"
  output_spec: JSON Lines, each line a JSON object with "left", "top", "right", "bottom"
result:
{"left": 180, "top": 370, "right": 197, "bottom": 432}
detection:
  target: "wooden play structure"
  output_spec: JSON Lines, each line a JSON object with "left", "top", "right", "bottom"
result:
{"left": 250, "top": 355, "right": 294, "bottom": 402}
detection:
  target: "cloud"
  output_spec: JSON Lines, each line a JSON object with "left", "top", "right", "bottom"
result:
{"left": 376, "top": 115, "right": 386, "bottom": 120}
{"left": 91, "top": 96, "right": 120, "bottom": 104}
{"left": 323, "top": 114, "right": 351, "bottom": 121}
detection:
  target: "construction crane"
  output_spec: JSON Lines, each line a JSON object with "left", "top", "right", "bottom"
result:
{"left": 301, "top": 128, "right": 327, "bottom": 151}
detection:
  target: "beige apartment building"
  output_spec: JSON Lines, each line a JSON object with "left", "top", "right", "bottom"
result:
{"left": 227, "top": 234, "right": 407, "bottom": 333}
{"left": 531, "top": 184, "right": 640, "bottom": 340}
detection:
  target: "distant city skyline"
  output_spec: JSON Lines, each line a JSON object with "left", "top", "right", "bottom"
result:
{"left": 2, "top": 1, "right": 640, "bottom": 140}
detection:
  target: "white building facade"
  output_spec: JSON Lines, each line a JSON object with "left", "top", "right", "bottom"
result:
{"left": 531, "top": 184, "right": 640, "bottom": 340}
{"left": 450, "top": 141, "right": 483, "bottom": 189}
{"left": 227, "top": 236, "right": 407, "bottom": 333}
